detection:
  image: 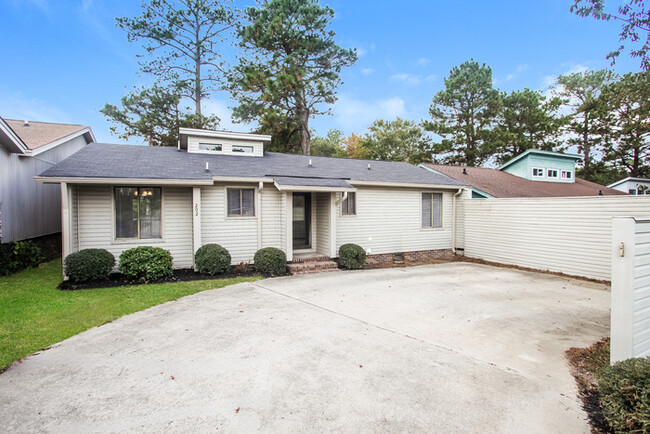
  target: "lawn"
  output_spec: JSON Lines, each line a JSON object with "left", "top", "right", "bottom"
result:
{"left": 0, "top": 259, "right": 261, "bottom": 370}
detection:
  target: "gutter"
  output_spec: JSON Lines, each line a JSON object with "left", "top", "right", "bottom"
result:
{"left": 452, "top": 188, "right": 464, "bottom": 254}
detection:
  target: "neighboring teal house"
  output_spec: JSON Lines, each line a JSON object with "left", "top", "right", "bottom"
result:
{"left": 498, "top": 149, "right": 579, "bottom": 184}
{"left": 420, "top": 149, "right": 624, "bottom": 199}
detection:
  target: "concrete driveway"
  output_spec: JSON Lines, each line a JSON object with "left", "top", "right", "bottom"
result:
{"left": 0, "top": 262, "right": 609, "bottom": 433}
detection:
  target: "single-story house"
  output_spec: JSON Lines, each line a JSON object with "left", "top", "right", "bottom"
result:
{"left": 0, "top": 117, "right": 95, "bottom": 243}
{"left": 420, "top": 149, "right": 624, "bottom": 198}
{"left": 608, "top": 177, "right": 650, "bottom": 195}
{"left": 36, "top": 128, "right": 468, "bottom": 273}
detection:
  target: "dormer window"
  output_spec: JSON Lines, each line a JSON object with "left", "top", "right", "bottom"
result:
{"left": 232, "top": 145, "right": 253, "bottom": 153}
{"left": 199, "top": 143, "right": 222, "bottom": 152}
{"left": 561, "top": 170, "right": 572, "bottom": 180}
{"left": 547, "top": 169, "right": 559, "bottom": 179}
{"left": 532, "top": 167, "right": 544, "bottom": 178}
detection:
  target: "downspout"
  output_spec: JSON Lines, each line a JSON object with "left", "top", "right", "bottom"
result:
{"left": 257, "top": 181, "right": 264, "bottom": 250}
{"left": 452, "top": 188, "right": 464, "bottom": 254}
{"left": 335, "top": 191, "right": 348, "bottom": 206}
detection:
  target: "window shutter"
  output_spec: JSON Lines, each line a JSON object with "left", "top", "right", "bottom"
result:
{"left": 421, "top": 193, "right": 432, "bottom": 228}
{"left": 242, "top": 189, "right": 255, "bottom": 216}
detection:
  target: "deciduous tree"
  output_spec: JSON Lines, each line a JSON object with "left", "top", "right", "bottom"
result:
{"left": 311, "top": 129, "right": 346, "bottom": 157}
{"left": 571, "top": 0, "right": 650, "bottom": 70}
{"left": 229, "top": 0, "right": 357, "bottom": 155}
{"left": 361, "top": 118, "right": 433, "bottom": 165}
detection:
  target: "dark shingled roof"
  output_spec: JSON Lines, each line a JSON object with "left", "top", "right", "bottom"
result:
{"left": 422, "top": 163, "right": 626, "bottom": 197}
{"left": 39, "top": 143, "right": 465, "bottom": 187}
{"left": 273, "top": 176, "right": 354, "bottom": 189}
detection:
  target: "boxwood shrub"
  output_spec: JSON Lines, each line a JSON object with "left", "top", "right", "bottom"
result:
{"left": 64, "top": 249, "right": 115, "bottom": 283}
{"left": 195, "top": 244, "right": 231, "bottom": 275}
{"left": 118, "top": 246, "right": 173, "bottom": 282}
{"left": 338, "top": 243, "right": 366, "bottom": 269}
{"left": 254, "top": 247, "right": 287, "bottom": 276}
{"left": 598, "top": 357, "right": 650, "bottom": 432}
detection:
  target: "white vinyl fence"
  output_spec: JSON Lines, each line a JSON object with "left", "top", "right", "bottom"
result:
{"left": 611, "top": 217, "right": 650, "bottom": 363}
{"left": 462, "top": 195, "right": 650, "bottom": 280}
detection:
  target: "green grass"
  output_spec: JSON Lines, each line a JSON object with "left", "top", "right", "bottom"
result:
{"left": 0, "top": 259, "right": 261, "bottom": 369}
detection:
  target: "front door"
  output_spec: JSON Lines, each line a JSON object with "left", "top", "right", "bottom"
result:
{"left": 292, "top": 193, "right": 311, "bottom": 250}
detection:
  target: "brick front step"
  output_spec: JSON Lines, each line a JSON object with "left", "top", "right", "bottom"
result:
{"left": 287, "top": 260, "right": 340, "bottom": 275}
{"left": 290, "top": 255, "right": 332, "bottom": 263}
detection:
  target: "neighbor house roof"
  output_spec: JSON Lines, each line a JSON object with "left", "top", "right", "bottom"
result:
{"left": 422, "top": 164, "right": 625, "bottom": 197}
{"left": 38, "top": 143, "right": 466, "bottom": 189}
{"left": 497, "top": 149, "right": 581, "bottom": 171}
{"left": 608, "top": 177, "right": 650, "bottom": 188}
{"left": 4, "top": 119, "right": 93, "bottom": 151}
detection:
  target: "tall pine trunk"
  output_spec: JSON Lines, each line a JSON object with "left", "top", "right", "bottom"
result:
{"left": 299, "top": 108, "right": 311, "bottom": 155}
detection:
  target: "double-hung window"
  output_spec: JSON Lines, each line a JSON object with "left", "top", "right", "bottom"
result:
{"left": 532, "top": 167, "right": 544, "bottom": 178}
{"left": 342, "top": 192, "right": 356, "bottom": 216}
{"left": 227, "top": 188, "right": 255, "bottom": 217}
{"left": 547, "top": 169, "right": 559, "bottom": 179}
{"left": 422, "top": 192, "right": 442, "bottom": 229}
{"left": 561, "top": 170, "right": 572, "bottom": 180}
{"left": 115, "top": 187, "right": 162, "bottom": 239}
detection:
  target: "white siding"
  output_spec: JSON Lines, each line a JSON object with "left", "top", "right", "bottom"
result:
{"left": 70, "top": 184, "right": 79, "bottom": 252}
{"left": 187, "top": 135, "right": 264, "bottom": 157}
{"left": 261, "top": 187, "right": 283, "bottom": 249}
{"left": 463, "top": 195, "right": 650, "bottom": 280}
{"left": 335, "top": 187, "right": 454, "bottom": 255}
{"left": 200, "top": 184, "right": 259, "bottom": 263}
{"left": 0, "top": 135, "right": 87, "bottom": 242}
{"left": 611, "top": 217, "right": 650, "bottom": 362}
{"left": 315, "top": 192, "right": 331, "bottom": 256}
{"left": 77, "top": 185, "right": 193, "bottom": 268}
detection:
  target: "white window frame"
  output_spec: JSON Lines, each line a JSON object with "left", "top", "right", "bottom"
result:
{"left": 198, "top": 143, "right": 222, "bottom": 152}
{"left": 421, "top": 191, "right": 443, "bottom": 230}
{"left": 561, "top": 170, "right": 572, "bottom": 180}
{"left": 532, "top": 167, "right": 545, "bottom": 178}
{"left": 547, "top": 169, "right": 559, "bottom": 179}
{"left": 113, "top": 186, "right": 164, "bottom": 242}
{"left": 232, "top": 145, "right": 254, "bottom": 154}
{"left": 341, "top": 192, "right": 357, "bottom": 216}
{"left": 226, "top": 187, "right": 257, "bottom": 218}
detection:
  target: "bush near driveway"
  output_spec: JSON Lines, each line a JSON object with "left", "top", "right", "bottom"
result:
{"left": 195, "top": 244, "right": 231, "bottom": 275}
{"left": 64, "top": 249, "right": 115, "bottom": 283}
{"left": 338, "top": 243, "right": 366, "bottom": 269}
{"left": 119, "top": 246, "right": 173, "bottom": 282}
{"left": 598, "top": 357, "right": 650, "bottom": 432}
{"left": 254, "top": 247, "right": 287, "bottom": 276}
{"left": 0, "top": 259, "right": 261, "bottom": 370}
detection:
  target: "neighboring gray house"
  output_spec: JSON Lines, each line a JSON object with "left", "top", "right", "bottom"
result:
{"left": 608, "top": 177, "right": 650, "bottom": 195}
{"left": 0, "top": 117, "right": 95, "bottom": 243}
{"left": 36, "top": 128, "right": 467, "bottom": 272}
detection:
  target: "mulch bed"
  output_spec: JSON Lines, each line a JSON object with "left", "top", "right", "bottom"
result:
{"left": 58, "top": 267, "right": 262, "bottom": 290}
{"left": 565, "top": 338, "right": 613, "bottom": 433}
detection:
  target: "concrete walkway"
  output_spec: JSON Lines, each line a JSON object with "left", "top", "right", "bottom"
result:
{"left": 0, "top": 263, "right": 610, "bottom": 433}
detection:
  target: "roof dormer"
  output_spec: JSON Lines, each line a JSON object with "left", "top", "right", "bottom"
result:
{"left": 498, "top": 149, "right": 580, "bottom": 183}
{"left": 179, "top": 128, "right": 271, "bottom": 157}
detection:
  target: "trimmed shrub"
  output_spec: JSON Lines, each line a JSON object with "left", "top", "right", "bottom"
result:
{"left": 338, "top": 243, "right": 366, "bottom": 269}
{"left": 598, "top": 357, "right": 650, "bottom": 432}
{"left": 195, "top": 244, "right": 231, "bottom": 275}
{"left": 254, "top": 247, "right": 287, "bottom": 276}
{"left": 64, "top": 249, "right": 115, "bottom": 283}
{"left": 118, "top": 246, "right": 173, "bottom": 282}
{"left": 0, "top": 242, "right": 18, "bottom": 276}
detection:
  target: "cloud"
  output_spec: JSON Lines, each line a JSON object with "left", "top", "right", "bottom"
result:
{"left": 361, "top": 68, "right": 375, "bottom": 76}
{"left": 0, "top": 91, "right": 72, "bottom": 124}
{"left": 390, "top": 73, "right": 421, "bottom": 86}
{"left": 331, "top": 95, "right": 406, "bottom": 131}
{"left": 496, "top": 64, "right": 530, "bottom": 84}
{"left": 357, "top": 47, "right": 367, "bottom": 57}
{"left": 416, "top": 57, "right": 430, "bottom": 68}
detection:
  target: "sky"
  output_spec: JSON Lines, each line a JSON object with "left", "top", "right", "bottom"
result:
{"left": 0, "top": 0, "right": 642, "bottom": 145}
